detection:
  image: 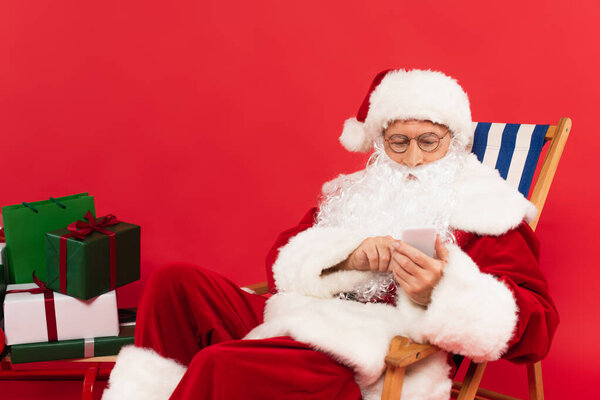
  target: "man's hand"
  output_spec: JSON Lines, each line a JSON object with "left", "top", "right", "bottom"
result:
{"left": 348, "top": 236, "right": 398, "bottom": 272}
{"left": 390, "top": 235, "right": 449, "bottom": 306}
{"left": 327, "top": 236, "right": 397, "bottom": 274}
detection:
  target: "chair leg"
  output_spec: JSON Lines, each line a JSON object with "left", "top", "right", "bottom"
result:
{"left": 382, "top": 337, "right": 410, "bottom": 400}
{"left": 527, "top": 362, "right": 544, "bottom": 400}
{"left": 381, "top": 365, "right": 406, "bottom": 400}
{"left": 82, "top": 363, "right": 100, "bottom": 400}
{"left": 456, "top": 361, "right": 487, "bottom": 400}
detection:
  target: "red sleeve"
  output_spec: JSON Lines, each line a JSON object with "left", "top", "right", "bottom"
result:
{"left": 458, "top": 223, "right": 560, "bottom": 363}
{"left": 265, "top": 208, "right": 318, "bottom": 294}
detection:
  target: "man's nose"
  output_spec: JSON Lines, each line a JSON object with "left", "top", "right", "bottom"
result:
{"left": 402, "top": 140, "right": 423, "bottom": 167}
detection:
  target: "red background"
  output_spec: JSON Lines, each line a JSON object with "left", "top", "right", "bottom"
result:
{"left": 1, "top": 1, "right": 599, "bottom": 398}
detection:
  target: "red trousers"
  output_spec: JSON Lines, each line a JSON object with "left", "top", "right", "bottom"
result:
{"left": 135, "top": 263, "right": 362, "bottom": 400}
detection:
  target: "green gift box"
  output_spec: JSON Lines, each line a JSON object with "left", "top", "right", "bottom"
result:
{"left": 10, "top": 334, "right": 134, "bottom": 364}
{"left": 9, "top": 310, "right": 136, "bottom": 363}
{"left": 2, "top": 193, "right": 95, "bottom": 283}
{"left": 45, "top": 213, "right": 140, "bottom": 300}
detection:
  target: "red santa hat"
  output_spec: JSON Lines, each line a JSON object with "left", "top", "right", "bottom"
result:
{"left": 340, "top": 69, "right": 473, "bottom": 152}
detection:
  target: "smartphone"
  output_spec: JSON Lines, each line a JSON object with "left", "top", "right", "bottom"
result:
{"left": 401, "top": 226, "right": 437, "bottom": 258}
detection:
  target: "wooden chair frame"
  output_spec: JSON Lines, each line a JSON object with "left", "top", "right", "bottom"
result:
{"left": 247, "top": 117, "right": 571, "bottom": 400}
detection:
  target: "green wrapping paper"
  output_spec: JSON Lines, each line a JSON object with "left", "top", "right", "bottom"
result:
{"left": 1, "top": 193, "right": 95, "bottom": 283}
{"left": 45, "top": 221, "right": 140, "bottom": 300}
{"left": 9, "top": 313, "right": 136, "bottom": 363}
{"left": 9, "top": 335, "right": 134, "bottom": 364}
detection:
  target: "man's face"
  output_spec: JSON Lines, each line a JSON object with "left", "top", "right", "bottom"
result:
{"left": 383, "top": 120, "right": 452, "bottom": 167}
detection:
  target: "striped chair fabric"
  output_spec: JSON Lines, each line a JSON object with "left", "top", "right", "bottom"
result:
{"left": 470, "top": 122, "right": 549, "bottom": 198}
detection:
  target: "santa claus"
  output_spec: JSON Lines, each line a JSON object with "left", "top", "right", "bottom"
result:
{"left": 103, "top": 69, "right": 558, "bottom": 400}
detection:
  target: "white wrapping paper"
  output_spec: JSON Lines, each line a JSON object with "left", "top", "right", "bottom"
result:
{"left": 3, "top": 283, "right": 119, "bottom": 345}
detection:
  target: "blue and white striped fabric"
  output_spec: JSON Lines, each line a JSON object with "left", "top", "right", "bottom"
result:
{"left": 470, "top": 122, "right": 549, "bottom": 198}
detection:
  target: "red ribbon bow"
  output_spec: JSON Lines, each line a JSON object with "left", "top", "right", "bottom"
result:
{"left": 6, "top": 272, "right": 58, "bottom": 342}
{"left": 0, "top": 227, "right": 5, "bottom": 243}
{"left": 67, "top": 211, "right": 119, "bottom": 239}
{"left": 59, "top": 211, "right": 120, "bottom": 294}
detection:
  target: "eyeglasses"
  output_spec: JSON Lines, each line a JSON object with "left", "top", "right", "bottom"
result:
{"left": 383, "top": 131, "right": 450, "bottom": 153}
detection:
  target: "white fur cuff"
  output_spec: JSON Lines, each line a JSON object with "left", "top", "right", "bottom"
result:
{"left": 273, "top": 226, "right": 377, "bottom": 297}
{"left": 417, "top": 245, "right": 518, "bottom": 361}
{"left": 102, "top": 346, "right": 186, "bottom": 400}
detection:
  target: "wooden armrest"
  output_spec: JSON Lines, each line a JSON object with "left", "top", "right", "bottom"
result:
{"left": 72, "top": 356, "right": 118, "bottom": 362}
{"left": 243, "top": 281, "right": 270, "bottom": 295}
{"left": 385, "top": 336, "right": 440, "bottom": 368}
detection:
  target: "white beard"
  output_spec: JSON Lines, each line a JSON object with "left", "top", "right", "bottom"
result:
{"left": 316, "top": 141, "right": 468, "bottom": 302}
{"left": 316, "top": 140, "right": 468, "bottom": 242}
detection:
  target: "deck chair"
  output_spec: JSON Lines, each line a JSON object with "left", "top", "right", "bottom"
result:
{"left": 247, "top": 117, "right": 571, "bottom": 400}
{"left": 382, "top": 117, "right": 571, "bottom": 400}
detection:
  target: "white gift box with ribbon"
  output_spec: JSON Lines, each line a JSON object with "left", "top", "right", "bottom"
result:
{"left": 4, "top": 283, "right": 119, "bottom": 346}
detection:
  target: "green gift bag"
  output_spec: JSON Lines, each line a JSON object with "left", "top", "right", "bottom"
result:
{"left": 1, "top": 193, "right": 95, "bottom": 283}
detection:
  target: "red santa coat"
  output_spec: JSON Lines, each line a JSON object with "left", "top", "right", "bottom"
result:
{"left": 264, "top": 207, "right": 558, "bottom": 364}
{"left": 245, "top": 154, "right": 559, "bottom": 399}
{"left": 102, "top": 155, "right": 559, "bottom": 400}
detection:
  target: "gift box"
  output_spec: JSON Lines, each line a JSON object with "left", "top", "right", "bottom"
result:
{"left": 2, "top": 193, "right": 95, "bottom": 283}
{"left": 45, "top": 211, "right": 140, "bottom": 300}
{"left": 3, "top": 279, "right": 119, "bottom": 346}
{"left": 9, "top": 336, "right": 134, "bottom": 364}
{"left": 9, "top": 318, "right": 135, "bottom": 364}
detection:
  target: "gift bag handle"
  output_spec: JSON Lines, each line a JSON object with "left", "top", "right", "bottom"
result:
{"left": 22, "top": 202, "right": 39, "bottom": 213}
{"left": 49, "top": 197, "right": 67, "bottom": 209}
{"left": 21, "top": 198, "right": 67, "bottom": 213}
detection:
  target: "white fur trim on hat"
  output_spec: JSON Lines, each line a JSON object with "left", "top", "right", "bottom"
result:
{"left": 366, "top": 70, "right": 472, "bottom": 148}
{"left": 340, "top": 117, "right": 371, "bottom": 152}
{"left": 340, "top": 69, "right": 473, "bottom": 152}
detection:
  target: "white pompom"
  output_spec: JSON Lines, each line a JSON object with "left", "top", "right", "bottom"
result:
{"left": 339, "top": 117, "right": 371, "bottom": 152}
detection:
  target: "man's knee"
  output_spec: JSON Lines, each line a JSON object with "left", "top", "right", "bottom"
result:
{"left": 147, "top": 263, "right": 216, "bottom": 288}
{"left": 152, "top": 262, "right": 199, "bottom": 281}
{"left": 141, "top": 263, "right": 230, "bottom": 311}
{"left": 142, "top": 263, "right": 207, "bottom": 301}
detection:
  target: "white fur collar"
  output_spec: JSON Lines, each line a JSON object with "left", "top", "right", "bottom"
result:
{"left": 322, "top": 154, "right": 536, "bottom": 237}
{"left": 449, "top": 154, "right": 537, "bottom": 235}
